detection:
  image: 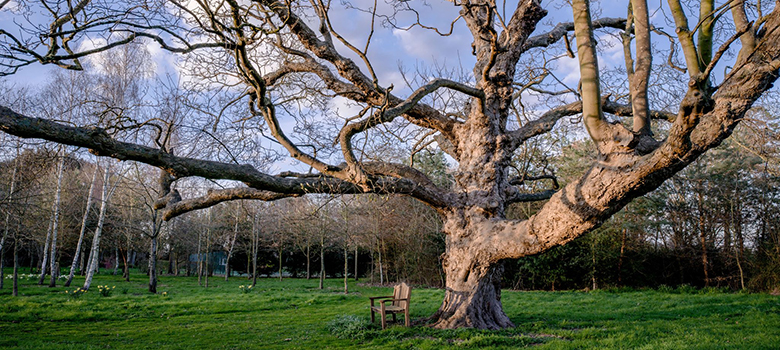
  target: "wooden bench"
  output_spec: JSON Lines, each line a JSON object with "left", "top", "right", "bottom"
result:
{"left": 369, "top": 282, "right": 411, "bottom": 329}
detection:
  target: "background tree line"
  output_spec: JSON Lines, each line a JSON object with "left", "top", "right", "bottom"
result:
{"left": 2, "top": 129, "right": 780, "bottom": 292}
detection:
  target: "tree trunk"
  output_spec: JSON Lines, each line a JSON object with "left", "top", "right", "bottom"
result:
{"left": 197, "top": 226, "right": 203, "bottom": 286}
{"left": 306, "top": 243, "right": 310, "bottom": 280}
{"left": 319, "top": 234, "right": 324, "bottom": 290}
{"left": 278, "top": 247, "right": 283, "bottom": 282}
{"left": 697, "top": 190, "right": 710, "bottom": 286}
{"left": 378, "top": 239, "right": 384, "bottom": 285}
{"left": 38, "top": 219, "right": 53, "bottom": 285}
{"left": 83, "top": 165, "right": 112, "bottom": 291}
{"left": 591, "top": 235, "right": 598, "bottom": 291}
{"left": 49, "top": 154, "right": 65, "bottom": 287}
{"left": 354, "top": 245, "right": 358, "bottom": 282}
{"left": 167, "top": 251, "right": 173, "bottom": 275}
{"left": 79, "top": 241, "right": 86, "bottom": 276}
{"left": 65, "top": 166, "right": 98, "bottom": 287}
{"left": 149, "top": 234, "right": 158, "bottom": 293}
{"left": 343, "top": 244, "right": 348, "bottom": 294}
{"left": 114, "top": 246, "right": 119, "bottom": 275}
{"left": 12, "top": 228, "right": 19, "bottom": 297}
{"left": 251, "top": 211, "right": 258, "bottom": 288}
{"left": 370, "top": 244, "right": 374, "bottom": 284}
{"left": 225, "top": 218, "right": 238, "bottom": 281}
{"left": 429, "top": 254, "right": 513, "bottom": 329}
{"left": 618, "top": 228, "right": 627, "bottom": 285}
{"left": 124, "top": 236, "right": 131, "bottom": 281}
{"left": 205, "top": 210, "right": 211, "bottom": 288}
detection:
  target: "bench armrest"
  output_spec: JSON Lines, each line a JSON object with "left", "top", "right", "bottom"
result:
{"left": 380, "top": 298, "right": 409, "bottom": 306}
{"left": 369, "top": 295, "right": 394, "bottom": 307}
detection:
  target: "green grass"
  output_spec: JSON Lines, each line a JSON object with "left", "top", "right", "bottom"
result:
{"left": 1, "top": 269, "right": 778, "bottom": 349}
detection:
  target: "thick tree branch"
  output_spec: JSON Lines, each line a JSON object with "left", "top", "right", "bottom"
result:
{"left": 732, "top": 1, "right": 757, "bottom": 66}
{"left": 521, "top": 17, "right": 627, "bottom": 53}
{"left": 160, "top": 188, "right": 298, "bottom": 221}
{"left": 506, "top": 100, "right": 584, "bottom": 150}
{"left": 506, "top": 97, "right": 674, "bottom": 151}
{"left": 0, "top": 105, "right": 454, "bottom": 210}
{"left": 667, "top": 0, "right": 703, "bottom": 79}
{"left": 628, "top": 0, "right": 653, "bottom": 136}
{"left": 573, "top": 0, "right": 610, "bottom": 146}
{"left": 573, "top": 0, "right": 635, "bottom": 154}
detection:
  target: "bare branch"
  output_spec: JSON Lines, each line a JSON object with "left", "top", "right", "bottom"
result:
{"left": 0, "top": 105, "right": 451, "bottom": 208}
{"left": 161, "top": 188, "right": 299, "bottom": 220}
{"left": 521, "top": 17, "right": 627, "bottom": 52}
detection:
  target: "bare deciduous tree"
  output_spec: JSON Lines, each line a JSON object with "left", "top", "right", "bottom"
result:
{"left": 3, "top": 0, "right": 780, "bottom": 328}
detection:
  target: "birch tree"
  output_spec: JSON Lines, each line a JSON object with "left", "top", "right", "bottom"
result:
{"left": 64, "top": 164, "right": 98, "bottom": 287}
{"left": 83, "top": 162, "right": 121, "bottom": 291}
{"left": 4, "top": 0, "right": 780, "bottom": 328}
{"left": 37, "top": 151, "right": 65, "bottom": 285}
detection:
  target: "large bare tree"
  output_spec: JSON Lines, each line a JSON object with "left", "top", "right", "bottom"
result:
{"left": 2, "top": 0, "right": 780, "bottom": 329}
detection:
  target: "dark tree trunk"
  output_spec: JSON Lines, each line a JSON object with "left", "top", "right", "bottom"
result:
{"left": 319, "top": 235, "right": 324, "bottom": 290}
{"left": 618, "top": 228, "right": 627, "bottom": 285}
{"left": 149, "top": 235, "right": 158, "bottom": 293}
{"left": 306, "top": 244, "right": 310, "bottom": 280}
{"left": 354, "top": 245, "right": 358, "bottom": 282}
{"left": 12, "top": 231, "right": 19, "bottom": 297}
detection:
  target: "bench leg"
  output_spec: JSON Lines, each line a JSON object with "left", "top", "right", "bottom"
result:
{"left": 404, "top": 308, "right": 410, "bottom": 327}
{"left": 381, "top": 313, "right": 386, "bottom": 329}
{"left": 370, "top": 309, "right": 375, "bottom": 323}
{"left": 392, "top": 313, "right": 397, "bottom": 323}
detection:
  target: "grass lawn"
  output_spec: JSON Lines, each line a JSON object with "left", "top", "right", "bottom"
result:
{"left": 1, "top": 269, "right": 778, "bottom": 349}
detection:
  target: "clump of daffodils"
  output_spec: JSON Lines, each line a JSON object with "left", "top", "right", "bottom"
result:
{"left": 239, "top": 285, "right": 253, "bottom": 294}
{"left": 97, "top": 285, "right": 115, "bottom": 297}
{"left": 65, "top": 288, "right": 86, "bottom": 299}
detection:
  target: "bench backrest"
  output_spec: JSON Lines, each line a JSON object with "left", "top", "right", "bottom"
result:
{"left": 392, "top": 282, "right": 411, "bottom": 309}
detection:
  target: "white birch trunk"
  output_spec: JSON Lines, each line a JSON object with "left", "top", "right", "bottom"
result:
{"left": 225, "top": 217, "right": 238, "bottom": 281}
{"left": 251, "top": 211, "right": 258, "bottom": 287}
{"left": 12, "top": 222, "right": 19, "bottom": 296}
{"left": 113, "top": 246, "right": 119, "bottom": 275}
{"left": 83, "top": 164, "right": 112, "bottom": 291}
{"left": 37, "top": 219, "right": 52, "bottom": 285}
{"left": 204, "top": 207, "right": 211, "bottom": 288}
{"left": 65, "top": 164, "right": 98, "bottom": 287}
{"left": 48, "top": 153, "right": 66, "bottom": 287}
